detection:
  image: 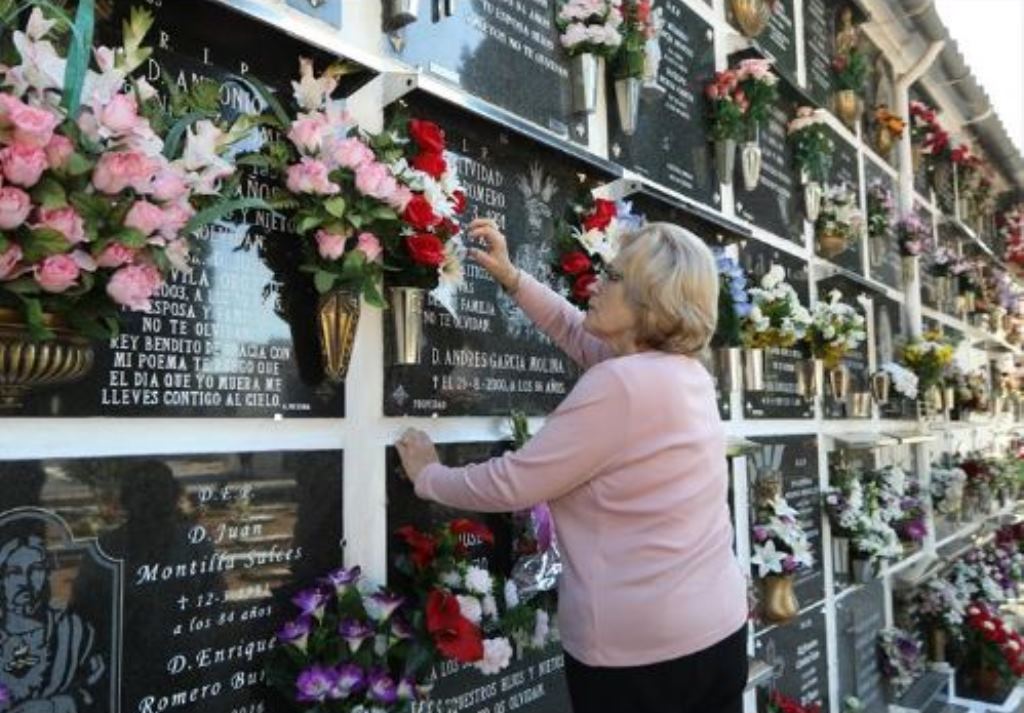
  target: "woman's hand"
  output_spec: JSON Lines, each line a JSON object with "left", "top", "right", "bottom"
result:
{"left": 468, "top": 218, "right": 519, "bottom": 292}
{"left": 396, "top": 428, "right": 440, "bottom": 484}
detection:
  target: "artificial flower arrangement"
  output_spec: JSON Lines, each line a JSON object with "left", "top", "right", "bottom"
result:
{"left": 878, "top": 627, "right": 925, "bottom": 697}
{"left": 824, "top": 469, "right": 903, "bottom": 571}
{"left": 711, "top": 249, "right": 751, "bottom": 349}
{"left": 880, "top": 362, "right": 919, "bottom": 400}
{"left": 909, "top": 99, "right": 950, "bottom": 166}
{"left": 930, "top": 462, "right": 968, "bottom": 516}
{"left": 866, "top": 180, "right": 894, "bottom": 264}
{"left": 959, "top": 453, "right": 997, "bottom": 514}
{"left": 832, "top": 44, "right": 870, "bottom": 93}
{"left": 999, "top": 206, "right": 1024, "bottom": 268}
{"left": 741, "top": 264, "right": 812, "bottom": 349}
{"left": 788, "top": 107, "right": 834, "bottom": 185}
{"left": 814, "top": 184, "right": 863, "bottom": 258}
{"left": 556, "top": 0, "right": 625, "bottom": 58}
{"left": 805, "top": 289, "right": 866, "bottom": 369}
{"left": 900, "top": 330, "right": 955, "bottom": 393}
{"left": 892, "top": 478, "right": 928, "bottom": 546}
{"left": 750, "top": 495, "right": 815, "bottom": 580}
{"left": 552, "top": 194, "right": 643, "bottom": 307}
{"left": 612, "top": 0, "right": 660, "bottom": 82}
{"left": 926, "top": 246, "right": 956, "bottom": 278}
{"left": 910, "top": 577, "right": 969, "bottom": 637}
{"left": 0, "top": 7, "right": 249, "bottom": 340}
{"left": 873, "top": 106, "right": 906, "bottom": 150}
{"left": 894, "top": 211, "right": 929, "bottom": 257}
{"left": 956, "top": 603, "right": 1024, "bottom": 700}
{"left": 704, "top": 59, "right": 778, "bottom": 143}
{"left": 765, "top": 690, "right": 822, "bottom": 713}
{"left": 267, "top": 566, "right": 427, "bottom": 710}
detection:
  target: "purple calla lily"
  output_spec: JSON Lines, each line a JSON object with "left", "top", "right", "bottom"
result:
{"left": 276, "top": 616, "right": 313, "bottom": 650}
{"left": 322, "top": 565, "right": 361, "bottom": 594}
{"left": 295, "top": 664, "right": 336, "bottom": 703}
{"left": 330, "top": 663, "right": 366, "bottom": 699}
{"left": 367, "top": 668, "right": 399, "bottom": 705}
{"left": 366, "top": 590, "right": 405, "bottom": 622}
{"left": 391, "top": 615, "right": 414, "bottom": 640}
{"left": 338, "top": 618, "right": 374, "bottom": 653}
{"left": 292, "top": 587, "right": 328, "bottom": 619}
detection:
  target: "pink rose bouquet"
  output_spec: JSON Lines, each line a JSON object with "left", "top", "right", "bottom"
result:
{"left": 0, "top": 7, "right": 248, "bottom": 339}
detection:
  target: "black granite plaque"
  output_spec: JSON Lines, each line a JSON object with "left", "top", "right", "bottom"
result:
{"left": 734, "top": 85, "right": 802, "bottom": 243}
{"left": 755, "top": 604, "right": 829, "bottom": 711}
{"left": 815, "top": 127, "right": 863, "bottom": 273}
{"left": 387, "top": 0, "right": 585, "bottom": 144}
{"left": 609, "top": 1, "right": 717, "bottom": 205}
{"left": 0, "top": 451, "right": 343, "bottom": 712}
{"left": 386, "top": 444, "right": 571, "bottom": 713}
{"left": 15, "top": 1, "right": 345, "bottom": 417}
{"left": 865, "top": 162, "right": 902, "bottom": 290}
{"left": 740, "top": 243, "right": 813, "bottom": 419}
{"left": 803, "top": 0, "right": 838, "bottom": 107}
{"left": 817, "top": 276, "right": 870, "bottom": 420}
{"left": 383, "top": 95, "right": 613, "bottom": 416}
{"left": 836, "top": 581, "right": 887, "bottom": 712}
{"left": 750, "top": 435, "right": 824, "bottom": 611}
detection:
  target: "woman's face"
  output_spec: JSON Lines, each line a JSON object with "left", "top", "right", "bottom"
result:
{"left": 583, "top": 265, "right": 639, "bottom": 345}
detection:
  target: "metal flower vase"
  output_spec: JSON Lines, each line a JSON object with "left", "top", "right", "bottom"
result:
{"left": 870, "top": 371, "right": 891, "bottom": 406}
{"left": 828, "top": 364, "right": 850, "bottom": 401}
{"left": 928, "top": 627, "right": 948, "bottom": 663}
{"left": 389, "top": 286, "right": 426, "bottom": 365}
{"left": 0, "top": 307, "right": 94, "bottom": 409}
{"left": 744, "top": 348, "right": 766, "bottom": 391}
{"left": 803, "top": 181, "right": 823, "bottom": 222}
{"left": 615, "top": 78, "right": 642, "bottom": 136}
{"left": 834, "top": 90, "right": 861, "bottom": 127}
{"left": 741, "top": 139, "right": 763, "bottom": 191}
{"left": 317, "top": 289, "right": 360, "bottom": 382}
{"left": 817, "top": 231, "right": 848, "bottom": 259}
{"left": 851, "top": 557, "right": 877, "bottom": 584}
{"left": 875, "top": 125, "right": 894, "bottom": 157}
{"left": 762, "top": 575, "right": 799, "bottom": 624}
{"left": 715, "top": 139, "right": 737, "bottom": 184}
{"left": 569, "top": 53, "right": 599, "bottom": 115}
{"left": 730, "top": 0, "right": 773, "bottom": 38}
{"left": 796, "top": 358, "right": 821, "bottom": 399}
{"left": 386, "top": 0, "right": 420, "bottom": 29}
{"left": 832, "top": 536, "right": 851, "bottom": 577}
{"left": 715, "top": 347, "right": 744, "bottom": 394}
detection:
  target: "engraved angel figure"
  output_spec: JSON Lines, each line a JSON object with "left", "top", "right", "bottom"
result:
{"left": 497, "top": 164, "right": 559, "bottom": 341}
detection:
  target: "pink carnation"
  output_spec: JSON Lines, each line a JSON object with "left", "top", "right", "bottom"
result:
{"left": 355, "top": 162, "right": 399, "bottom": 202}
{"left": 160, "top": 202, "right": 195, "bottom": 239}
{"left": 388, "top": 186, "right": 413, "bottom": 212}
{"left": 0, "top": 243, "right": 22, "bottom": 280}
{"left": 99, "top": 93, "right": 141, "bottom": 135}
{"left": 92, "top": 150, "right": 159, "bottom": 194}
{"left": 1, "top": 143, "right": 48, "bottom": 187}
{"left": 0, "top": 186, "right": 32, "bottom": 230}
{"left": 124, "top": 200, "right": 166, "bottom": 236}
{"left": 332, "top": 137, "right": 375, "bottom": 171}
{"left": 45, "top": 134, "right": 74, "bottom": 170}
{"left": 150, "top": 170, "right": 189, "bottom": 203}
{"left": 315, "top": 229, "right": 347, "bottom": 260}
{"left": 285, "top": 157, "right": 339, "bottom": 195}
{"left": 35, "top": 254, "right": 80, "bottom": 293}
{"left": 106, "top": 263, "right": 163, "bottom": 311}
{"left": 0, "top": 94, "right": 61, "bottom": 148}
{"left": 356, "top": 232, "right": 382, "bottom": 262}
{"left": 95, "top": 243, "right": 136, "bottom": 269}
{"left": 36, "top": 207, "right": 86, "bottom": 245}
{"left": 287, "top": 112, "right": 329, "bottom": 155}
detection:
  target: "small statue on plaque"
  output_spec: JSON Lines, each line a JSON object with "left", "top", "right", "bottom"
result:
{"left": 835, "top": 6, "right": 859, "bottom": 58}
{"left": 642, "top": 5, "right": 666, "bottom": 100}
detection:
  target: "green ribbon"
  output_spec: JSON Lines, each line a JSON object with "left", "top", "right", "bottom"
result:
{"left": 61, "top": 0, "right": 95, "bottom": 117}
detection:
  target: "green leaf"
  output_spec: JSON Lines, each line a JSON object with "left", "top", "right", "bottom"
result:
{"left": 363, "top": 277, "right": 384, "bottom": 308}
{"left": 227, "top": 74, "right": 290, "bottom": 129}
{"left": 30, "top": 177, "right": 67, "bottom": 209}
{"left": 296, "top": 214, "right": 324, "bottom": 235}
{"left": 2, "top": 278, "right": 40, "bottom": 295}
{"left": 21, "top": 228, "right": 71, "bottom": 262}
{"left": 324, "top": 196, "right": 347, "bottom": 219}
{"left": 184, "top": 197, "right": 273, "bottom": 235}
{"left": 69, "top": 192, "right": 110, "bottom": 222}
{"left": 60, "top": 0, "right": 94, "bottom": 116}
{"left": 161, "top": 111, "right": 207, "bottom": 160}
{"left": 21, "top": 297, "right": 53, "bottom": 341}
{"left": 370, "top": 205, "right": 399, "bottom": 221}
{"left": 313, "top": 270, "right": 337, "bottom": 294}
{"left": 0, "top": 234, "right": 8, "bottom": 253}
{"left": 187, "top": 78, "right": 221, "bottom": 114}
{"left": 112, "top": 227, "right": 147, "bottom": 249}
{"left": 348, "top": 213, "right": 364, "bottom": 230}
{"left": 63, "top": 152, "right": 93, "bottom": 176}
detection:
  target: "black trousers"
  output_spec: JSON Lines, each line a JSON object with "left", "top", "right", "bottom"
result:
{"left": 564, "top": 624, "right": 748, "bottom": 713}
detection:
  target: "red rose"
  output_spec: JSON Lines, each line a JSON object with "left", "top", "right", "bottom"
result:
{"left": 560, "top": 250, "right": 592, "bottom": 276}
{"left": 405, "top": 233, "right": 446, "bottom": 267}
{"left": 452, "top": 190, "right": 467, "bottom": 214}
{"left": 572, "top": 273, "right": 597, "bottom": 302}
{"left": 411, "top": 151, "right": 448, "bottom": 180}
{"left": 402, "top": 194, "right": 441, "bottom": 231}
{"left": 409, "top": 119, "right": 446, "bottom": 154}
{"left": 426, "top": 589, "right": 483, "bottom": 663}
{"left": 582, "top": 199, "right": 617, "bottom": 231}
{"left": 440, "top": 218, "right": 460, "bottom": 237}
{"left": 396, "top": 525, "right": 437, "bottom": 570}
{"left": 449, "top": 519, "right": 495, "bottom": 554}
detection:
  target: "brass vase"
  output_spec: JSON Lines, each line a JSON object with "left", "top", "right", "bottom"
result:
{"left": 730, "top": 0, "right": 773, "bottom": 39}
{"left": 0, "top": 307, "right": 94, "bottom": 409}
{"left": 870, "top": 371, "right": 891, "bottom": 405}
{"left": 796, "top": 358, "right": 821, "bottom": 399}
{"left": 834, "top": 90, "right": 861, "bottom": 126}
{"left": 875, "top": 126, "right": 894, "bottom": 156}
{"left": 928, "top": 627, "right": 947, "bottom": 663}
{"left": 817, "top": 231, "right": 848, "bottom": 259}
{"left": 744, "top": 348, "right": 766, "bottom": 391}
{"left": 828, "top": 364, "right": 850, "bottom": 401}
{"left": 316, "top": 289, "right": 360, "bottom": 382}
{"left": 762, "top": 574, "right": 799, "bottom": 624}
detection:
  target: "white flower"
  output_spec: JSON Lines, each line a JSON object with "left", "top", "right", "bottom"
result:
{"left": 440, "top": 570, "right": 462, "bottom": 588}
{"left": 474, "top": 637, "right": 514, "bottom": 675}
{"left": 531, "top": 610, "right": 551, "bottom": 648}
{"left": 503, "top": 580, "right": 520, "bottom": 609}
{"left": 464, "top": 566, "right": 493, "bottom": 596}
{"left": 481, "top": 594, "right": 498, "bottom": 620}
{"left": 291, "top": 57, "right": 337, "bottom": 112}
{"left": 751, "top": 540, "right": 788, "bottom": 578}
{"left": 761, "top": 264, "right": 786, "bottom": 290}
{"left": 431, "top": 238, "right": 465, "bottom": 317}
{"left": 457, "top": 595, "right": 483, "bottom": 625}
{"left": 25, "top": 8, "right": 56, "bottom": 41}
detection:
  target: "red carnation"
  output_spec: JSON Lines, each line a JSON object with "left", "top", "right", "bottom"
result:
{"left": 402, "top": 194, "right": 441, "bottom": 231}
{"left": 582, "top": 199, "right": 617, "bottom": 232}
{"left": 409, "top": 119, "right": 446, "bottom": 154}
{"left": 396, "top": 525, "right": 437, "bottom": 570}
{"left": 560, "top": 250, "right": 592, "bottom": 276}
{"left": 440, "top": 218, "right": 460, "bottom": 237}
{"left": 452, "top": 190, "right": 467, "bottom": 214}
{"left": 572, "top": 272, "right": 598, "bottom": 302}
{"left": 405, "top": 233, "right": 446, "bottom": 267}
{"left": 412, "top": 151, "right": 448, "bottom": 180}
{"left": 449, "top": 519, "right": 495, "bottom": 554}
{"left": 426, "top": 589, "right": 484, "bottom": 663}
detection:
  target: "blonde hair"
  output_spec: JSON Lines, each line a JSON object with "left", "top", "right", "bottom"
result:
{"left": 615, "top": 222, "right": 719, "bottom": 357}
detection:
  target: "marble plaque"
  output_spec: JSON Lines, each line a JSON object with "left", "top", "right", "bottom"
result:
{"left": 0, "top": 451, "right": 344, "bottom": 712}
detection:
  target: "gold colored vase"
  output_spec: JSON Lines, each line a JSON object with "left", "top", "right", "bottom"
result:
{"left": 762, "top": 574, "right": 799, "bottom": 624}
{"left": 317, "top": 289, "right": 361, "bottom": 382}
{"left": 817, "top": 231, "right": 848, "bottom": 259}
{"left": 730, "top": 0, "right": 772, "bottom": 38}
{"left": 834, "top": 90, "right": 861, "bottom": 126}
{"left": 928, "top": 627, "right": 947, "bottom": 663}
{"left": 0, "top": 307, "right": 93, "bottom": 409}
{"left": 875, "top": 126, "right": 894, "bottom": 156}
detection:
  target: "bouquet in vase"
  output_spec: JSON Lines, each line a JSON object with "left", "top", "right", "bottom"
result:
{"left": 881, "top": 362, "right": 919, "bottom": 400}
{"left": 556, "top": 0, "right": 624, "bottom": 57}
{"left": 806, "top": 289, "right": 866, "bottom": 369}
{"left": 958, "top": 603, "right": 1024, "bottom": 696}
{"left": 787, "top": 107, "right": 834, "bottom": 184}
{"left": 736, "top": 58, "right": 778, "bottom": 140}
{"left": 878, "top": 627, "right": 925, "bottom": 697}
{"left": 815, "top": 184, "right": 863, "bottom": 257}
{"left": 742, "top": 264, "right": 812, "bottom": 349}
{"left": 711, "top": 249, "right": 751, "bottom": 348}
{"left": 910, "top": 577, "right": 969, "bottom": 634}
{"left": 901, "top": 331, "right": 955, "bottom": 392}
{"left": 750, "top": 496, "right": 815, "bottom": 579}
{"left": 894, "top": 212, "right": 930, "bottom": 257}
{"left": 931, "top": 463, "right": 967, "bottom": 515}
{"left": 611, "top": 0, "right": 661, "bottom": 81}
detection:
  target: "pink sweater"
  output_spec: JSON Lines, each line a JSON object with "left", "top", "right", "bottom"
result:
{"left": 415, "top": 274, "right": 748, "bottom": 667}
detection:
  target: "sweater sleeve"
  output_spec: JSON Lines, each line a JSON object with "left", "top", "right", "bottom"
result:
{"left": 414, "top": 363, "right": 628, "bottom": 512}
{"left": 513, "top": 272, "right": 614, "bottom": 369}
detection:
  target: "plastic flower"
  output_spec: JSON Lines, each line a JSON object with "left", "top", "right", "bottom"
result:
{"left": 474, "top": 637, "right": 514, "bottom": 675}
{"left": 276, "top": 616, "right": 313, "bottom": 651}
{"left": 322, "top": 565, "right": 361, "bottom": 594}
{"left": 295, "top": 664, "right": 337, "bottom": 703}
{"left": 364, "top": 591, "right": 405, "bottom": 623}
{"left": 292, "top": 588, "right": 328, "bottom": 619}
{"left": 338, "top": 618, "right": 375, "bottom": 653}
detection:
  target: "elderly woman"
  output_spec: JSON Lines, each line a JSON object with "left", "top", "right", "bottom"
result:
{"left": 396, "top": 218, "right": 748, "bottom": 713}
